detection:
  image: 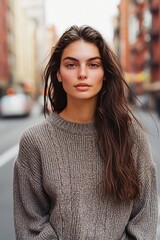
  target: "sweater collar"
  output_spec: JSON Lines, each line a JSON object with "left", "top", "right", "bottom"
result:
{"left": 48, "top": 111, "right": 97, "bottom": 136}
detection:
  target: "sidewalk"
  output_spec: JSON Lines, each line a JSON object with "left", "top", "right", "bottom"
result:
{"left": 134, "top": 108, "right": 160, "bottom": 239}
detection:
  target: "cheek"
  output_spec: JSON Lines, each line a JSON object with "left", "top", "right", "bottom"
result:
{"left": 60, "top": 73, "right": 71, "bottom": 85}
{"left": 61, "top": 73, "right": 74, "bottom": 90}
{"left": 95, "top": 72, "right": 104, "bottom": 85}
{"left": 93, "top": 74, "right": 104, "bottom": 91}
{"left": 61, "top": 70, "right": 76, "bottom": 82}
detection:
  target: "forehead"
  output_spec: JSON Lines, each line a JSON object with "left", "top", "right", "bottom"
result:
{"left": 61, "top": 40, "right": 101, "bottom": 59}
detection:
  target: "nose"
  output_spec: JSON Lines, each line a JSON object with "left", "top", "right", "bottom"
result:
{"left": 77, "top": 65, "right": 87, "bottom": 80}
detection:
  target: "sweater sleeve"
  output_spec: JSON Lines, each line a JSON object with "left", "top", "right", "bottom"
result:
{"left": 122, "top": 125, "right": 158, "bottom": 239}
{"left": 13, "top": 129, "right": 59, "bottom": 240}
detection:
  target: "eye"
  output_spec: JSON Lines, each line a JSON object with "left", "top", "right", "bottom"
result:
{"left": 89, "top": 63, "right": 99, "bottom": 68}
{"left": 66, "top": 63, "right": 76, "bottom": 68}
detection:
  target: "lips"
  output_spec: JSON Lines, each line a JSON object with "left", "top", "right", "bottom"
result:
{"left": 74, "top": 83, "right": 91, "bottom": 91}
{"left": 74, "top": 83, "right": 91, "bottom": 87}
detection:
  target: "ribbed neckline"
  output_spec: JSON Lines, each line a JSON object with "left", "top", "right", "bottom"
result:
{"left": 47, "top": 111, "right": 97, "bottom": 136}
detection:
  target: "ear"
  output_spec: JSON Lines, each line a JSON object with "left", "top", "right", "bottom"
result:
{"left": 57, "top": 71, "right": 62, "bottom": 82}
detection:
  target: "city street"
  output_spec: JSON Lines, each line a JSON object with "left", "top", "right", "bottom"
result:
{"left": 1, "top": 0, "right": 160, "bottom": 239}
{"left": 0, "top": 104, "right": 44, "bottom": 240}
{"left": 0, "top": 106, "right": 160, "bottom": 239}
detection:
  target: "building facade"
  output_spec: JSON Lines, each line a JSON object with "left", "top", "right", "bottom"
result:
{"left": 116, "top": 0, "right": 151, "bottom": 80}
{"left": 14, "top": 0, "right": 38, "bottom": 95}
{"left": 114, "top": 0, "right": 160, "bottom": 96}
{"left": 150, "top": 0, "right": 160, "bottom": 82}
{"left": 21, "top": 0, "right": 46, "bottom": 96}
{"left": 0, "top": 0, "right": 14, "bottom": 96}
{"left": 0, "top": 0, "right": 45, "bottom": 97}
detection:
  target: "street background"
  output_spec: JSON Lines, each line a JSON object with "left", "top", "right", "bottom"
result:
{"left": 0, "top": 0, "right": 160, "bottom": 239}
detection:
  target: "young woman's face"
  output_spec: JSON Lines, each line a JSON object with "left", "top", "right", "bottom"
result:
{"left": 57, "top": 40, "right": 105, "bottom": 103}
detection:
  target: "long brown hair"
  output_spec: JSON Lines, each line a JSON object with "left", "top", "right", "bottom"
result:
{"left": 43, "top": 25, "right": 140, "bottom": 201}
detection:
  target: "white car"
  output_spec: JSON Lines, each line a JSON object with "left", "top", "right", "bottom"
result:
{"left": 0, "top": 93, "right": 33, "bottom": 117}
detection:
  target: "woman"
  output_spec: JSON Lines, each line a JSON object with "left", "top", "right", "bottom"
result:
{"left": 13, "top": 25, "right": 158, "bottom": 239}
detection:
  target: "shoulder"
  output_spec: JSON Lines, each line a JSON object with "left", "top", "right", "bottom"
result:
{"left": 16, "top": 117, "right": 53, "bottom": 169}
{"left": 17, "top": 118, "right": 55, "bottom": 163}
{"left": 20, "top": 117, "right": 53, "bottom": 144}
{"left": 129, "top": 119, "right": 149, "bottom": 147}
{"left": 129, "top": 119, "right": 155, "bottom": 171}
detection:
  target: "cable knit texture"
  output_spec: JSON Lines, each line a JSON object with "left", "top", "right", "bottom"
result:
{"left": 13, "top": 112, "right": 158, "bottom": 240}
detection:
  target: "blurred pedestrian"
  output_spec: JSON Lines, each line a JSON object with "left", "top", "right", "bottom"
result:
{"left": 13, "top": 25, "right": 158, "bottom": 240}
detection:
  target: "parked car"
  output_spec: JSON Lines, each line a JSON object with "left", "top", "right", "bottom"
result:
{"left": 0, "top": 91, "right": 33, "bottom": 117}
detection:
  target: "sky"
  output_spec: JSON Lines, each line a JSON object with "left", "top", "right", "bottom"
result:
{"left": 45, "top": 0, "right": 121, "bottom": 45}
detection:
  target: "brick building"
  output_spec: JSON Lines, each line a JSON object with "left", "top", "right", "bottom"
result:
{"left": 150, "top": 0, "right": 160, "bottom": 82}
{"left": 114, "top": 0, "right": 160, "bottom": 109}
{"left": 0, "top": 0, "right": 9, "bottom": 96}
{"left": 116, "top": 0, "right": 151, "bottom": 84}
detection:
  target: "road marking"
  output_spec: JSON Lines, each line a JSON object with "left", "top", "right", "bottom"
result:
{"left": 0, "top": 144, "right": 19, "bottom": 168}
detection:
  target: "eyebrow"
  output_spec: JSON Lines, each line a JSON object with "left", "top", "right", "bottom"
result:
{"left": 62, "top": 56, "right": 102, "bottom": 62}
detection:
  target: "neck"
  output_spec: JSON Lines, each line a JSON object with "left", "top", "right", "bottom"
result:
{"left": 60, "top": 99, "right": 97, "bottom": 123}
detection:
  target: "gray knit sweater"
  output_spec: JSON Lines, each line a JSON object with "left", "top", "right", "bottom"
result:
{"left": 13, "top": 112, "right": 158, "bottom": 240}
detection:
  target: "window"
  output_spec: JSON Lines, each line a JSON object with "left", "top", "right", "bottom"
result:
{"left": 128, "top": 15, "right": 139, "bottom": 44}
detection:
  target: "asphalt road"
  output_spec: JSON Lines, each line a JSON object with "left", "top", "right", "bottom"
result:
{"left": 0, "top": 107, "right": 160, "bottom": 239}
{"left": 0, "top": 160, "right": 15, "bottom": 240}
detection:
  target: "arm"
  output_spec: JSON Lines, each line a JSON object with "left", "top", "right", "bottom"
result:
{"left": 13, "top": 129, "right": 59, "bottom": 240}
{"left": 122, "top": 126, "right": 158, "bottom": 239}
{"left": 123, "top": 165, "right": 158, "bottom": 240}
